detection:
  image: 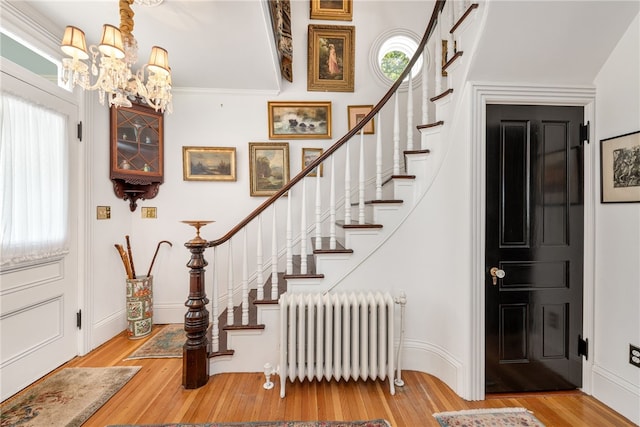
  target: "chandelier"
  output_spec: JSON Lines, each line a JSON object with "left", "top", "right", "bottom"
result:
{"left": 59, "top": 0, "right": 172, "bottom": 113}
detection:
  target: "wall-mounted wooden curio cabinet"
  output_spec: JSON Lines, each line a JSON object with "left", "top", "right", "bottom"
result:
{"left": 110, "top": 102, "right": 164, "bottom": 211}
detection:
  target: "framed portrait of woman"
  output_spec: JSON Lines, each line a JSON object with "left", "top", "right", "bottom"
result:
{"left": 307, "top": 25, "right": 355, "bottom": 92}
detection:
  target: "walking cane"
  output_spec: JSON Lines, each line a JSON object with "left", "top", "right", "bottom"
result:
{"left": 146, "top": 240, "right": 173, "bottom": 277}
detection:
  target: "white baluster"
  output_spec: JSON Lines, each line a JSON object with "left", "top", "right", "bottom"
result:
{"left": 375, "top": 112, "right": 382, "bottom": 200}
{"left": 422, "top": 48, "right": 429, "bottom": 125}
{"left": 211, "top": 246, "right": 219, "bottom": 352}
{"left": 227, "top": 240, "right": 234, "bottom": 325}
{"left": 406, "top": 70, "right": 414, "bottom": 151}
{"left": 329, "top": 155, "right": 337, "bottom": 250}
{"left": 393, "top": 93, "right": 400, "bottom": 175}
{"left": 300, "top": 179, "right": 307, "bottom": 275}
{"left": 256, "top": 215, "right": 264, "bottom": 300}
{"left": 242, "top": 228, "right": 248, "bottom": 325}
{"left": 435, "top": 13, "right": 443, "bottom": 95}
{"left": 344, "top": 140, "right": 352, "bottom": 225}
{"left": 315, "top": 167, "right": 322, "bottom": 250}
{"left": 271, "top": 204, "right": 279, "bottom": 300}
{"left": 358, "top": 130, "right": 365, "bottom": 224}
{"left": 286, "top": 189, "right": 293, "bottom": 274}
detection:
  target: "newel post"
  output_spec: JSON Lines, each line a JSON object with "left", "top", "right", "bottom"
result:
{"left": 182, "top": 221, "right": 212, "bottom": 389}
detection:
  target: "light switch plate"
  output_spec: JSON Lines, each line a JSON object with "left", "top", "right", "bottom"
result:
{"left": 141, "top": 207, "right": 157, "bottom": 219}
{"left": 97, "top": 206, "right": 111, "bottom": 220}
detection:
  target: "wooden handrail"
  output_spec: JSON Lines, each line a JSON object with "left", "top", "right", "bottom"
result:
{"left": 208, "top": 0, "right": 447, "bottom": 248}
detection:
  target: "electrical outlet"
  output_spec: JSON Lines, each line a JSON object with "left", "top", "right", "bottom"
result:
{"left": 630, "top": 344, "right": 640, "bottom": 368}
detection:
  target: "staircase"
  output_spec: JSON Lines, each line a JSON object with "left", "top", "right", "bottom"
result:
{"left": 182, "top": 0, "right": 485, "bottom": 390}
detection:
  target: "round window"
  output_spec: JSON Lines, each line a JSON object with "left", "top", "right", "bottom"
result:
{"left": 370, "top": 29, "right": 428, "bottom": 90}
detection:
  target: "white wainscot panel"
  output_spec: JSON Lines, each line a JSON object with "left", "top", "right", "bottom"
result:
{"left": 0, "top": 296, "right": 63, "bottom": 367}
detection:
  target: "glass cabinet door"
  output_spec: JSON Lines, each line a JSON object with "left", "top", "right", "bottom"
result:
{"left": 111, "top": 103, "right": 163, "bottom": 184}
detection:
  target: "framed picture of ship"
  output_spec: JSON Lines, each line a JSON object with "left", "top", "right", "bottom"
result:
{"left": 182, "top": 146, "right": 237, "bottom": 181}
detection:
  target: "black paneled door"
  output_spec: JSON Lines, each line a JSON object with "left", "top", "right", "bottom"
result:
{"left": 485, "top": 104, "right": 584, "bottom": 393}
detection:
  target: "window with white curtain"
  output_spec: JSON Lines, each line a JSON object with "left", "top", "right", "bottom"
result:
{"left": 0, "top": 91, "right": 69, "bottom": 266}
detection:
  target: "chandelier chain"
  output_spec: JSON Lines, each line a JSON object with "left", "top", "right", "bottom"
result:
{"left": 119, "top": 0, "right": 135, "bottom": 38}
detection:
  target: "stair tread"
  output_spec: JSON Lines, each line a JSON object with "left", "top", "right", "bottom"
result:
{"left": 430, "top": 88, "right": 454, "bottom": 102}
{"left": 390, "top": 174, "right": 416, "bottom": 179}
{"left": 335, "top": 220, "right": 383, "bottom": 229}
{"left": 311, "top": 237, "right": 353, "bottom": 254}
{"left": 405, "top": 149, "right": 430, "bottom": 155}
{"left": 417, "top": 120, "right": 444, "bottom": 130}
{"left": 365, "top": 199, "right": 403, "bottom": 205}
{"left": 254, "top": 272, "right": 287, "bottom": 304}
{"left": 282, "top": 254, "right": 323, "bottom": 278}
{"left": 442, "top": 51, "right": 463, "bottom": 72}
{"left": 451, "top": 3, "right": 479, "bottom": 34}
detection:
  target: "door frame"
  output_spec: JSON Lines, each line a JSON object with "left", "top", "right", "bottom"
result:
{"left": 469, "top": 83, "right": 596, "bottom": 400}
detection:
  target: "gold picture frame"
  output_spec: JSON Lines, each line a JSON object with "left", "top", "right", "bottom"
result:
{"left": 302, "top": 147, "right": 324, "bottom": 177}
{"left": 307, "top": 25, "right": 355, "bottom": 92}
{"left": 310, "top": 0, "right": 353, "bottom": 21}
{"left": 182, "top": 146, "right": 236, "bottom": 181}
{"left": 249, "top": 142, "right": 290, "bottom": 196}
{"left": 268, "top": 101, "right": 332, "bottom": 139}
{"left": 348, "top": 105, "right": 374, "bottom": 134}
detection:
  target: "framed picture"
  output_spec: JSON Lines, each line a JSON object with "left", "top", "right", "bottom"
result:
{"left": 268, "top": 101, "right": 332, "bottom": 139}
{"left": 302, "top": 148, "right": 324, "bottom": 177}
{"left": 310, "top": 0, "right": 353, "bottom": 21}
{"left": 348, "top": 105, "right": 374, "bottom": 134}
{"left": 249, "top": 142, "right": 290, "bottom": 196}
{"left": 307, "top": 25, "right": 355, "bottom": 92}
{"left": 600, "top": 130, "right": 640, "bottom": 203}
{"left": 182, "top": 146, "right": 236, "bottom": 181}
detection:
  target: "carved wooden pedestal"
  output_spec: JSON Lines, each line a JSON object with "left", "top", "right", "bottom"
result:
{"left": 183, "top": 238, "right": 210, "bottom": 389}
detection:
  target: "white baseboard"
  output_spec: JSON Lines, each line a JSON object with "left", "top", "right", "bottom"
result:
{"left": 153, "top": 303, "right": 187, "bottom": 324}
{"left": 401, "top": 339, "right": 463, "bottom": 397}
{"left": 592, "top": 364, "right": 640, "bottom": 425}
{"left": 91, "top": 310, "right": 126, "bottom": 350}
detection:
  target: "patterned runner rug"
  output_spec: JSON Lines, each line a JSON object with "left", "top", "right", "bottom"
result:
{"left": 107, "top": 422, "right": 390, "bottom": 427}
{"left": 433, "top": 408, "right": 545, "bottom": 426}
{"left": 1, "top": 366, "right": 140, "bottom": 427}
{"left": 126, "top": 324, "right": 184, "bottom": 359}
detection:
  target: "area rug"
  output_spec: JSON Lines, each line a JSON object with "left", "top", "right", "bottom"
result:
{"left": 1, "top": 366, "right": 140, "bottom": 427}
{"left": 433, "top": 408, "right": 545, "bottom": 426}
{"left": 126, "top": 324, "right": 184, "bottom": 359}
{"left": 107, "top": 421, "right": 390, "bottom": 427}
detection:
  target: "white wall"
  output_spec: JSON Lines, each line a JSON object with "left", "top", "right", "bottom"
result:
{"left": 592, "top": 13, "right": 640, "bottom": 425}
{"left": 87, "top": 1, "right": 431, "bottom": 346}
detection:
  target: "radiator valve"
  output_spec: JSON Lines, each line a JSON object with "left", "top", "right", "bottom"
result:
{"left": 263, "top": 362, "right": 276, "bottom": 390}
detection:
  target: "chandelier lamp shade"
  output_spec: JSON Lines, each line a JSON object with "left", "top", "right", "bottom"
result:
{"left": 60, "top": 0, "right": 172, "bottom": 113}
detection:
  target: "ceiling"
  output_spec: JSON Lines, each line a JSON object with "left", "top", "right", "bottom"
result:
{"left": 468, "top": 1, "right": 640, "bottom": 85}
{"left": 18, "top": 0, "right": 281, "bottom": 92}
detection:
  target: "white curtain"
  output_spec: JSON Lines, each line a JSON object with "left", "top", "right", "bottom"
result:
{"left": 0, "top": 91, "right": 69, "bottom": 267}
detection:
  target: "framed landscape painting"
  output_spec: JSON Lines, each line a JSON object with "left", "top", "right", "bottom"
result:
{"left": 307, "top": 25, "right": 355, "bottom": 92}
{"left": 249, "top": 142, "right": 290, "bottom": 196}
{"left": 268, "top": 101, "right": 332, "bottom": 139}
{"left": 600, "top": 130, "right": 640, "bottom": 203}
{"left": 310, "top": 0, "right": 353, "bottom": 21}
{"left": 182, "top": 146, "right": 236, "bottom": 181}
{"left": 302, "top": 147, "right": 323, "bottom": 177}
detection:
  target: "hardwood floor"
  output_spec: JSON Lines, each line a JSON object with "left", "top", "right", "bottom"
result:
{"left": 14, "top": 325, "right": 636, "bottom": 426}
